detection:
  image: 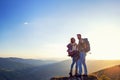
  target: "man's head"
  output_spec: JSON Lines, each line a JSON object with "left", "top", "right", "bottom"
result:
{"left": 77, "top": 34, "right": 81, "bottom": 40}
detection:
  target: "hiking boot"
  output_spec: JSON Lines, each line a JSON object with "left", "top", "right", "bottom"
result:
{"left": 83, "top": 74, "right": 88, "bottom": 77}
{"left": 74, "top": 73, "right": 79, "bottom": 77}
{"left": 69, "top": 72, "right": 73, "bottom": 77}
{"left": 78, "top": 74, "right": 82, "bottom": 79}
{"left": 82, "top": 74, "right": 88, "bottom": 80}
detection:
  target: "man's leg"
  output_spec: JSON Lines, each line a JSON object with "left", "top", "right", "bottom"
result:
{"left": 82, "top": 53, "right": 88, "bottom": 75}
{"left": 77, "top": 52, "right": 83, "bottom": 79}
{"left": 78, "top": 52, "right": 82, "bottom": 75}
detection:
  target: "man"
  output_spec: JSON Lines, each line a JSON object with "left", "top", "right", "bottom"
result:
{"left": 77, "top": 34, "right": 88, "bottom": 77}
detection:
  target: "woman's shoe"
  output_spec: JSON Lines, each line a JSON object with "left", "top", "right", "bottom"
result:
{"left": 69, "top": 72, "right": 73, "bottom": 77}
{"left": 74, "top": 73, "right": 78, "bottom": 77}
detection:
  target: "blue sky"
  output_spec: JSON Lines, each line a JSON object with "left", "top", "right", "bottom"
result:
{"left": 0, "top": 0, "right": 120, "bottom": 60}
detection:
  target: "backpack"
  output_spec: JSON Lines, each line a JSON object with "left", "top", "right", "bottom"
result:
{"left": 82, "top": 38, "right": 90, "bottom": 53}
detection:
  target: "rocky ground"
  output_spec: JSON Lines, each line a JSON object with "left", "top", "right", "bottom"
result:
{"left": 50, "top": 75, "right": 98, "bottom": 80}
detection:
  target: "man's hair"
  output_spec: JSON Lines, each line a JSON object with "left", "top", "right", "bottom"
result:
{"left": 77, "top": 34, "right": 81, "bottom": 37}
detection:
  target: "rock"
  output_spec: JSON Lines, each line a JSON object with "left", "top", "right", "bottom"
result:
{"left": 50, "top": 75, "right": 98, "bottom": 80}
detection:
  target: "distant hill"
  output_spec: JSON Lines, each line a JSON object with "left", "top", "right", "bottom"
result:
{"left": 86, "top": 60, "right": 120, "bottom": 73}
{"left": 0, "top": 57, "right": 119, "bottom": 80}
{"left": 0, "top": 57, "right": 57, "bottom": 67}
{"left": 0, "top": 57, "right": 58, "bottom": 70}
{"left": 0, "top": 57, "right": 33, "bottom": 70}
{"left": 93, "top": 65, "right": 120, "bottom": 80}
{"left": 0, "top": 57, "right": 58, "bottom": 80}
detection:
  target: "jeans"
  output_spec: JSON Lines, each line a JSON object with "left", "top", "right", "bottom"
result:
{"left": 70, "top": 55, "right": 78, "bottom": 74}
{"left": 78, "top": 52, "right": 87, "bottom": 75}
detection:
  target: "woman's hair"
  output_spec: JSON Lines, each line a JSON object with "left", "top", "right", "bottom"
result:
{"left": 71, "top": 37, "right": 75, "bottom": 43}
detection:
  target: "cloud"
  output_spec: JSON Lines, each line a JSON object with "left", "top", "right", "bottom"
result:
{"left": 24, "top": 22, "right": 28, "bottom": 25}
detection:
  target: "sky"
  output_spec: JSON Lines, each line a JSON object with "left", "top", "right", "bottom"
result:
{"left": 0, "top": 0, "right": 120, "bottom": 60}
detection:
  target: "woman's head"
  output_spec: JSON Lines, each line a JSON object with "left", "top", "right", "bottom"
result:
{"left": 71, "top": 37, "right": 75, "bottom": 43}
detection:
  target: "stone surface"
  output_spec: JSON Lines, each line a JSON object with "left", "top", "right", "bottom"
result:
{"left": 50, "top": 75, "right": 98, "bottom": 80}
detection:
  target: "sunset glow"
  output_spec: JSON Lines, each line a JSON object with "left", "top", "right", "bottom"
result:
{"left": 0, "top": 0, "right": 120, "bottom": 60}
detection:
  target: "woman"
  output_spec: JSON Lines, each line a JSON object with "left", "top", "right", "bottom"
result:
{"left": 67, "top": 37, "right": 79, "bottom": 77}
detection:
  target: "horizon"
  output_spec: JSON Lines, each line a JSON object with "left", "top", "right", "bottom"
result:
{"left": 0, "top": 57, "right": 120, "bottom": 61}
{"left": 0, "top": 0, "right": 120, "bottom": 60}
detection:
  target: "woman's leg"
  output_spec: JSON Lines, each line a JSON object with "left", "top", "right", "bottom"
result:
{"left": 75, "top": 60, "right": 78, "bottom": 75}
{"left": 69, "top": 57, "right": 75, "bottom": 76}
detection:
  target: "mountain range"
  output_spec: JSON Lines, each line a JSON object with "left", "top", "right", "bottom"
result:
{"left": 0, "top": 57, "right": 119, "bottom": 80}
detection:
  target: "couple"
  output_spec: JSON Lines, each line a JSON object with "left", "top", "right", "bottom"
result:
{"left": 67, "top": 34, "right": 88, "bottom": 78}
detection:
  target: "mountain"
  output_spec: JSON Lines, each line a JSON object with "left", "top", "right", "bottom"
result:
{"left": 0, "top": 57, "right": 57, "bottom": 67}
{"left": 93, "top": 65, "right": 120, "bottom": 80}
{"left": 0, "top": 57, "right": 58, "bottom": 80}
{"left": 0, "top": 57, "right": 119, "bottom": 80}
{"left": 50, "top": 65, "right": 120, "bottom": 80}
{"left": 0, "top": 58, "right": 33, "bottom": 70}
{"left": 86, "top": 60, "right": 120, "bottom": 73}
{"left": 27, "top": 60, "right": 120, "bottom": 80}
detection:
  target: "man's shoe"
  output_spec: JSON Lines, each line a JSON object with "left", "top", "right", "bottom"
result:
{"left": 78, "top": 75, "right": 82, "bottom": 79}
{"left": 83, "top": 74, "right": 88, "bottom": 80}
{"left": 83, "top": 74, "right": 88, "bottom": 77}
